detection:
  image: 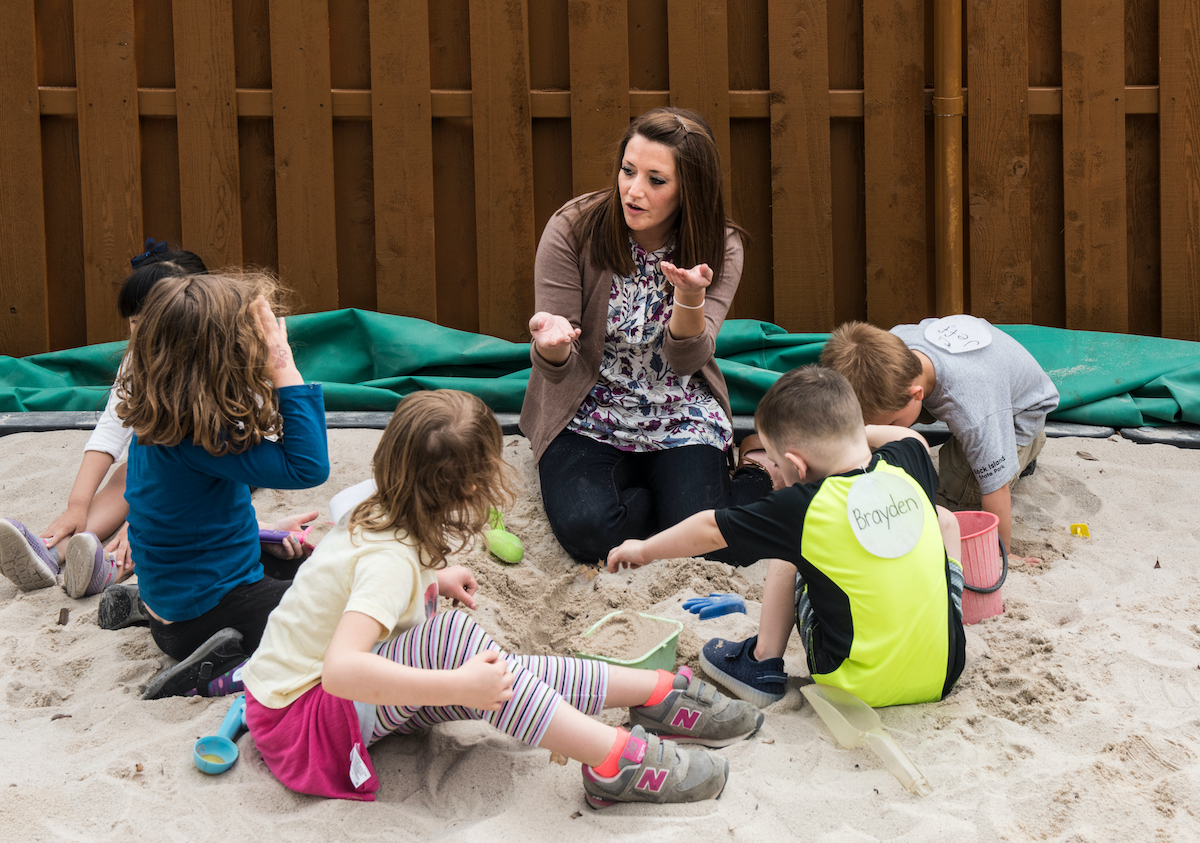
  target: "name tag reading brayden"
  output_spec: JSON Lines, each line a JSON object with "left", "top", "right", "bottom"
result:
{"left": 924, "top": 314, "right": 992, "bottom": 354}
{"left": 845, "top": 472, "right": 925, "bottom": 558}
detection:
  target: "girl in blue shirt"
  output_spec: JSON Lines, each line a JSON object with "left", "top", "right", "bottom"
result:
{"left": 113, "top": 271, "right": 329, "bottom": 699}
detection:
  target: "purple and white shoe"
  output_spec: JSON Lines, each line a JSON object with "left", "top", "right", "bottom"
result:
{"left": 63, "top": 532, "right": 120, "bottom": 598}
{"left": 0, "top": 518, "right": 60, "bottom": 591}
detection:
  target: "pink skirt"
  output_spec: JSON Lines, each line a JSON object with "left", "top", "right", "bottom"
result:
{"left": 245, "top": 684, "right": 379, "bottom": 801}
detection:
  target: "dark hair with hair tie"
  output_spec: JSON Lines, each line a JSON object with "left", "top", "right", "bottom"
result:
{"left": 118, "top": 245, "right": 209, "bottom": 320}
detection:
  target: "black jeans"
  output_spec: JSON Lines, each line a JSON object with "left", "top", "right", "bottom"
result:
{"left": 538, "top": 430, "right": 772, "bottom": 565}
{"left": 149, "top": 553, "right": 302, "bottom": 661}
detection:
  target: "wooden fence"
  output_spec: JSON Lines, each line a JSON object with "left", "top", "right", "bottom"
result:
{"left": 1, "top": 0, "right": 1198, "bottom": 358}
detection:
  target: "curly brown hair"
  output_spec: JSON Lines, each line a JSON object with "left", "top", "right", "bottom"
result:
{"left": 115, "top": 270, "right": 289, "bottom": 456}
{"left": 349, "top": 390, "right": 517, "bottom": 570}
{"left": 820, "top": 322, "right": 922, "bottom": 422}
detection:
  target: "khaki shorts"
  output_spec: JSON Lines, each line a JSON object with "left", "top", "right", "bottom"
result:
{"left": 937, "top": 430, "right": 1046, "bottom": 507}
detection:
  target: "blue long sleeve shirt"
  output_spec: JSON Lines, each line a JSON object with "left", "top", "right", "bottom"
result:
{"left": 125, "top": 383, "right": 330, "bottom": 621}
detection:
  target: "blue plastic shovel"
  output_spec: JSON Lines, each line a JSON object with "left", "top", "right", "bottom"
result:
{"left": 193, "top": 694, "right": 247, "bottom": 775}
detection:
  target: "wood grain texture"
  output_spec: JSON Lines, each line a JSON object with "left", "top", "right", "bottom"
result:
{"left": 35, "top": 0, "right": 84, "bottom": 351}
{"left": 0, "top": 0, "right": 49, "bottom": 356}
{"left": 468, "top": 0, "right": 536, "bottom": 340}
{"left": 828, "top": 0, "right": 866, "bottom": 324}
{"left": 567, "top": 0, "right": 630, "bottom": 195}
{"left": 966, "top": 0, "right": 1031, "bottom": 322}
{"left": 863, "top": 0, "right": 928, "bottom": 326}
{"left": 1124, "top": 0, "right": 1159, "bottom": 338}
{"left": 369, "top": 0, "right": 435, "bottom": 320}
{"left": 768, "top": 0, "right": 834, "bottom": 332}
{"left": 172, "top": 0, "right": 242, "bottom": 268}
{"left": 1027, "top": 0, "right": 1064, "bottom": 327}
{"left": 74, "top": 0, "right": 144, "bottom": 344}
{"left": 1060, "top": 0, "right": 1127, "bottom": 333}
{"left": 667, "top": 0, "right": 733, "bottom": 205}
{"left": 1159, "top": 2, "right": 1200, "bottom": 340}
{"left": 268, "top": 0, "right": 339, "bottom": 311}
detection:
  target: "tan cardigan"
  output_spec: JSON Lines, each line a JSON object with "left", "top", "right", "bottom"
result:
{"left": 520, "top": 192, "right": 745, "bottom": 463}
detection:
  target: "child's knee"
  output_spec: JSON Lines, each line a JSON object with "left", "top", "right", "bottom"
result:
{"left": 431, "top": 609, "right": 499, "bottom": 656}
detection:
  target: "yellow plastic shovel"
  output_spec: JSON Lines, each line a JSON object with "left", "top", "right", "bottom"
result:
{"left": 800, "top": 683, "right": 933, "bottom": 797}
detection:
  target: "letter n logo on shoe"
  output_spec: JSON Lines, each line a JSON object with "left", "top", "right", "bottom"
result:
{"left": 670, "top": 707, "right": 701, "bottom": 731}
{"left": 636, "top": 767, "right": 667, "bottom": 793}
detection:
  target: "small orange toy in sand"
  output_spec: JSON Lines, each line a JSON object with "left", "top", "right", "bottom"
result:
{"left": 1070, "top": 523, "right": 1090, "bottom": 537}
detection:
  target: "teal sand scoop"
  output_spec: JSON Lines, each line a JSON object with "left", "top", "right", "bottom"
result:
{"left": 193, "top": 694, "right": 247, "bottom": 775}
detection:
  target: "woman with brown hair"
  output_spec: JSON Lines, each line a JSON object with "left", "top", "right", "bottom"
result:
{"left": 521, "top": 107, "right": 772, "bottom": 564}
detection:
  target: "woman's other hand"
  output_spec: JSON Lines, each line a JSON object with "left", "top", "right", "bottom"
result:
{"left": 529, "top": 311, "right": 580, "bottom": 365}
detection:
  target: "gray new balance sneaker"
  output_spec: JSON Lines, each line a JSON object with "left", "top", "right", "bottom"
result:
{"left": 0, "top": 518, "right": 60, "bottom": 591}
{"left": 629, "top": 667, "right": 764, "bottom": 747}
{"left": 581, "top": 725, "right": 729, "bottom": 809}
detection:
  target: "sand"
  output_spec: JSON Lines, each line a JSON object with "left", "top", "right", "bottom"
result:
{"left": 2, "top": 429, "right": 1199, "bottom": 842}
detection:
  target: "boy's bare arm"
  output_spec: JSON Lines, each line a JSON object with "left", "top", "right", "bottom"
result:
{"left": 864, "top": 423, "right": 929, "bottom": 452}
{"left": 980, "top": 485, "right": 1043, "bottom": 564}
{"left": 607, "top": 510, "right": 727, "bottom": 572}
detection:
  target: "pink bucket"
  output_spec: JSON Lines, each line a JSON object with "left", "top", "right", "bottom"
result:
{"left": 954, "top": 511, "right": 1008, "bottom": 624}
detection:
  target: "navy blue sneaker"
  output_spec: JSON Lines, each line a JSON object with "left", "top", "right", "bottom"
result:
{"left": 699, "top": 635, "right": 787, "bottom": 709}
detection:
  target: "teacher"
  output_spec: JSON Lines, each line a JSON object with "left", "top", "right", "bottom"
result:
{"left": 521, "top": 107, "right": 773, "bottom": 564}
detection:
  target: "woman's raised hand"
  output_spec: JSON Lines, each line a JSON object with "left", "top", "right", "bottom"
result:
{"left": 660, "top": 261, "right": 713, "bottom": 303}
{"left": 252, "top": 296, "right": 303, "bottom": 388}
{"left": 529, "top": 311, "right": 580, "bottom": 364}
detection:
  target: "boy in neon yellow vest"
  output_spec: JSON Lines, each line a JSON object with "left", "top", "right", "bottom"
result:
{"left": 607, "top": 365, "right": 966, "bottom": 708}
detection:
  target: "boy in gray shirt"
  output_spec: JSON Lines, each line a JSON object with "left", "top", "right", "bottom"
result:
{"left": 822, "top": 316, "right": 1059, "bottom": 560}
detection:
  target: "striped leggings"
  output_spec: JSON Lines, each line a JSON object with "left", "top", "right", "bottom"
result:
{"left": 359, "top": 610, "right": 609, "bottom": 749}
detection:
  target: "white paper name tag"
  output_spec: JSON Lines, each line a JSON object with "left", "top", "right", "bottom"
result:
{"left": 845, "top": 472, "right": 925, "bottom": 558}
{"left": 924, "top": 314, "right": 992, "bottom": 354}
{"left": 349, "top": 743, "right": 371, "bottom": 789}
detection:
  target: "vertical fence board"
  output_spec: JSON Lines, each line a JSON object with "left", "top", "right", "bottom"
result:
{"left": 1160, "top": 3, "right": 1200, "bottom": 341}
{"left": 667, "top": 0, "right": 733, "bottom": 207}
{"left": 728, "top": 2, "right": 772, "bottom": 322}
{"left": 329, "top": 0, "right": 374, "bottom": 311}
{"left": 1028, "top": 0, "right": 1064, "bottom": 328}
{"left": 967, "top": 0, "right": 1031, "bottom": 322}
{"left": 1060, "top": 0, "right": 1127, "bottom": 333}
{"left": 139, "top": 120, "right": 183, "bottom": 246}
{"left": 268, "top": 0, "right": 338, "bottom": 311}
{"left": 35, "top": 0, "right": 85, "bottom": 352}
{"left": 568, "top": 0, "right": 630, "bottom": 195}
{"left": 74, "top": 0, "right": 143, "bottom": 344}
{"left": 468, "top": 0, "right": 535, "bottom": 341}
{"left": 829, "top": 0, "right": 866, "bottom": 326}
{"left": 863, "top": 0, "right": 927, "bottom": 326}
{"left": 1124, "top": 0, "right": 1159, "bottom": 338}
{"left": 172, "top": 0, "right": 242, "bottom": 268}
{"left": 533, "top": 119, "right": 575, "bottom": 243}
{"left": 0, "top": 1, "right": 49, "bottom": 356}
{"left": 369, "top": 0, "right": 435, "bottom": 320}
{"left": 136, "top": 0, "right": 182, "bottom": 248}
{"left": 768, "top": 0, "right": 833, "bottom": 332}
{"left": 233, "top": 0, "right": 277, "bottom": 273}
{"left": 729, "top": 120, "right": 774, "bottom": 322}
{"left": 333, "top": 122, "right": 376, "bottom": 311}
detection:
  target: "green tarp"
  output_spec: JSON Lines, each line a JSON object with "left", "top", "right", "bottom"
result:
{"left": 2, "top": 309, "right": 1199, "bottom": 427}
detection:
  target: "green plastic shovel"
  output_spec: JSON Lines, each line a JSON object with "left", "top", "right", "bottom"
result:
{"left": 800, "top": 683, "right": 933, "bottom": 797}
